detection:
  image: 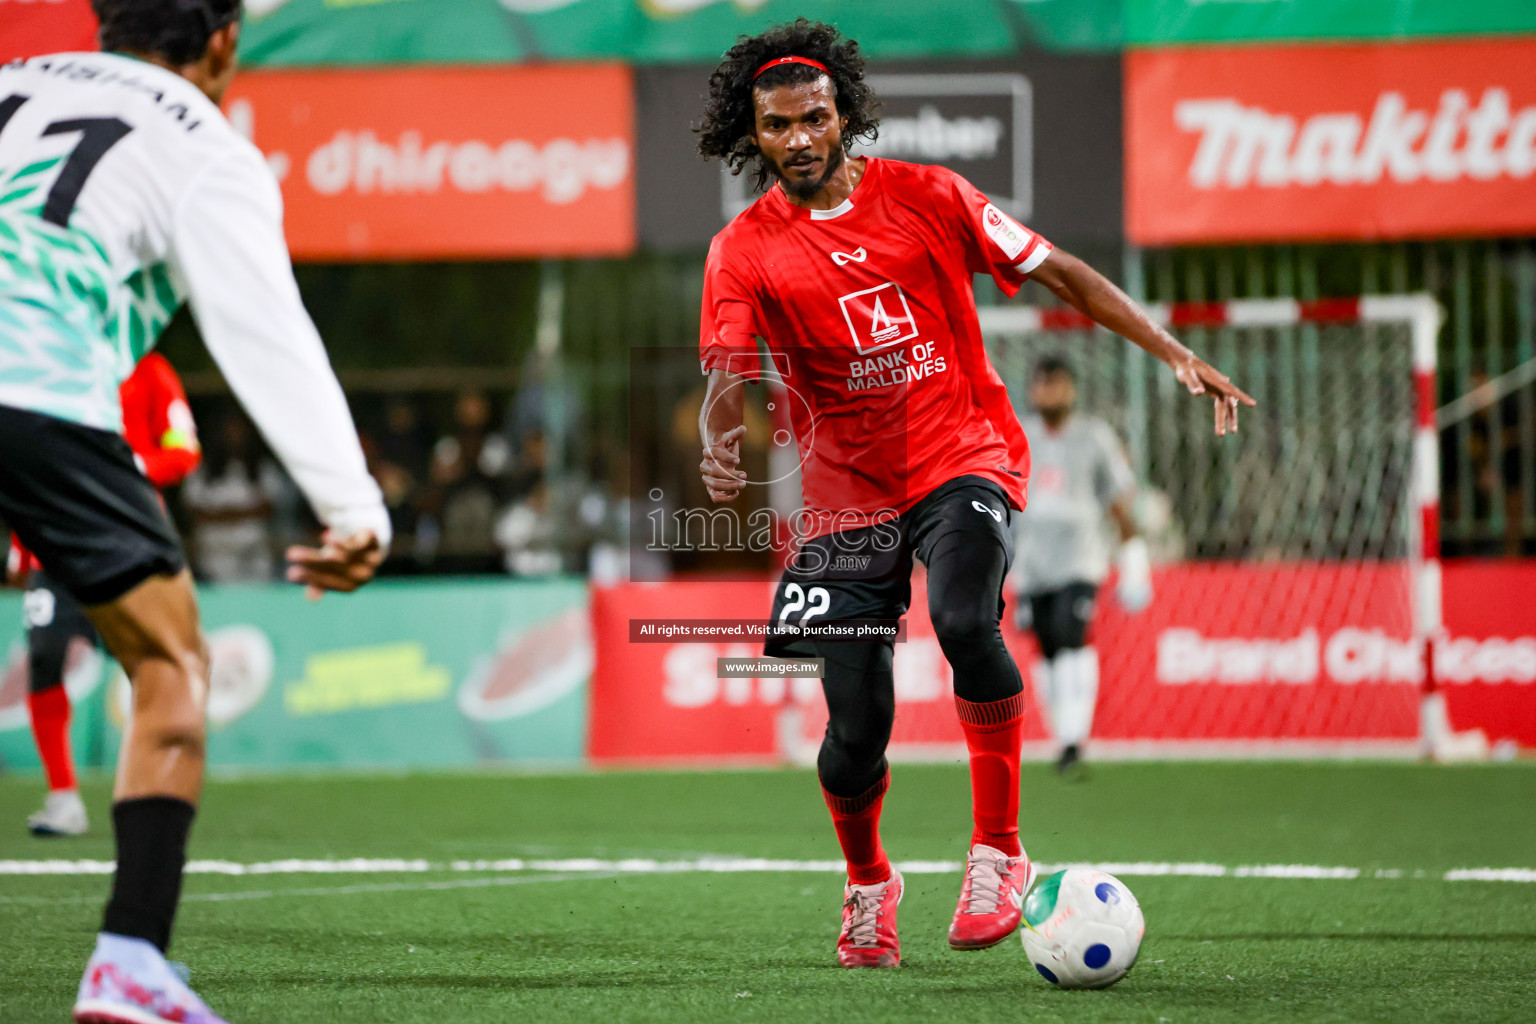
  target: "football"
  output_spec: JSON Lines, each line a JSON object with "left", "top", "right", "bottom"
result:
{"left": 1021, "top": 869, "right": 1145, "bottom": 989}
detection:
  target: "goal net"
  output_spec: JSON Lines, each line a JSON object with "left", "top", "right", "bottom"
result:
{"left": 973, "top": 296, "right": 1449, "bottom": 756}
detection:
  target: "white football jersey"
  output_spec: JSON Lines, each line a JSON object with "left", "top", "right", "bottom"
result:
{"left": 0, "top": 52, "right": 388, "bottom": 543}
{"left": 1016, "top": 413, "right": 1135, "bottom": 592}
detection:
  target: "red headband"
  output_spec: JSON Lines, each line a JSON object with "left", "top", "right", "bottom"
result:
{"left": 753, "top": 55, "right": 831, "bottom": 80}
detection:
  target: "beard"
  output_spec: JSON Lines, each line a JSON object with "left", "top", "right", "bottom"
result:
{"left": 771, "top": 145, "right": 845, "bottom": 201}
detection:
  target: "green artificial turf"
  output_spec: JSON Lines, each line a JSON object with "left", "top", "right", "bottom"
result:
{"left": 1, "top": 762, "right": 1533, "bottom": 1023}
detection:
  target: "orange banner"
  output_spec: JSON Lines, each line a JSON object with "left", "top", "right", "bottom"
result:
{"left": 223, "top": 65, "right": 636, "bottom": 260}
{"left": 0, "top": 0, "right": 97, "bottom": 61}
{"left": 1126, "top": 39, "right": 1536, "bottom": 244}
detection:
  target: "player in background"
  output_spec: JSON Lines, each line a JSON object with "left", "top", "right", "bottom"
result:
{"left": 10, "top": 352, "right": 201, "bottom": 837}
{"left": 695, "top": 20, "right": 1251, "bottom": 970}
{"left": 1014, "top": 356, "right": 1151, "bottom": 776}
{"left": 0, "top": 4, "right": 390, "bottom": 1022}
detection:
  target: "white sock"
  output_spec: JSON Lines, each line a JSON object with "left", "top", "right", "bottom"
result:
{"left": 1053, "top": 647, "right": 1100, "bottom": 748}
{"left": 1031, "top": 659, "right": 1058, "bottom": 740}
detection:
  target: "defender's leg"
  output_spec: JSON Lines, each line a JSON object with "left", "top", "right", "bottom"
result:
{"left": 910, "top": 477, "right": 1035, "bottom": 950}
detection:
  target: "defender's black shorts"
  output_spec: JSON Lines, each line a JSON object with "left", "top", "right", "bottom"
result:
{"left": 0, "top": 404, "right": 184, "bottom": 605}
{"left": 25, "top": 569, "right": 99, "bottom": 694}
{"left": 1021, "top": 581, "right": 1099, "bottom": 659}
{"left": 766, "top": 475, "right": 1015, "bottom": 657}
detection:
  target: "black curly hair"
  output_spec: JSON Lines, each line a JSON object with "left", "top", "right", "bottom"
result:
{"left": 696, "top": 19, "right": 880, "bottom": 194}
{"left": 93, "top": 0, "right": 243, "bottom": 66}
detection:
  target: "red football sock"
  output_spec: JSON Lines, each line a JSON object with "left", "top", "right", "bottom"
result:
{"left": 28, "top": 686, "right": 77, "bottom": 793}
{"left": 822, "top": 770, "right": 892, "bottom": 885}
{"left": 955, "top": 692, "right": 1025, "bottom": 856}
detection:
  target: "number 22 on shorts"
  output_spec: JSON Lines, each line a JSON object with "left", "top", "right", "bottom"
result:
{"left": 779, "top": 583, "right": 831, "bottom": 627}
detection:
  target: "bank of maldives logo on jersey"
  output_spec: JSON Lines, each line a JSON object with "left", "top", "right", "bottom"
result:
{"left": 838, "top": 281, "right": 919, "bottom": 354}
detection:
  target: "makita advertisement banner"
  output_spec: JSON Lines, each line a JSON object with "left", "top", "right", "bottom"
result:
{"left": 221, "top": 65, "right": 636, "bottom": 260}
{"left": 1125, "top": 39, "right": 1536, "bottom": 245}
{"left": 588, "top": 562, "right": 1536, "bottom": 764}
{"left": 636, "top": 55, "right": 1122, "bottom": 251}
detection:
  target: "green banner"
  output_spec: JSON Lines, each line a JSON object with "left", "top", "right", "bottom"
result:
{"left": 241, "top": 0, "right": 1023, "bottom": 66}
{"left": 1124, "top": 0, "right": 1536, "bottom": 46}
{"left": 239, "top": 0, "right": 1536, "bottom": 66}
{"left": 0, "top": 579, "right": 590, "bottom": 775}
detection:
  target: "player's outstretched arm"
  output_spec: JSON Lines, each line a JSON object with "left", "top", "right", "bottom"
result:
{"left": 1029, "top": 249, "right": 1255, "bottom": 436}
{"left": 170, "top": 150, "right": 391, "bottom": 597}
{"left": 699, "top": 368, "right": 749, "bottom": 503}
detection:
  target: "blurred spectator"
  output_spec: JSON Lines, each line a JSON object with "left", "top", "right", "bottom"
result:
{"left": 423, "top": 390, "right": 510, "bottom": 569}
{"left": 505, "top": 345, "right": 583, "bottom": 461}
{"left": 505, "top": 429, "right": 547, "bottom": 501}
{"left": 377, "top": 398, "right": 433, "bottom": 485}
{"left": 181, "top": 413, "right": 282, "bottom": 583}
{"left": 367, "top": 398, "right": 433, "bottom": 553}
{"left": 1444, "top": 373, "right": 1532, "bottom": 557}
{"left": 495, "top": 480, "right": 562, "bottom": 576}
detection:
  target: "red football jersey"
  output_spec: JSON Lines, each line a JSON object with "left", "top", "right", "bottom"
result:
{"left": 700, "top": 158, "right": 1050, "bottom": 536}
{"left": 119, "top": 352, "right": 201, "bottom": 490}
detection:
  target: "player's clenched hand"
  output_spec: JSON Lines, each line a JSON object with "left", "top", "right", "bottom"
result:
{"left": 701, "top": 424, "right": 748, "bottom": 503}
{"left": 1169, "top": 353, "right": 1256, "bottom": 437}
{"left": 286, "top": 529, "right": 385, "bottom": 601}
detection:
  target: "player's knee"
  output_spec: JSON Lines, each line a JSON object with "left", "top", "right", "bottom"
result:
{"left": 817, "top": 732, "right": 887, "bottom": 796}
{"left": 143, "top": 708, "right": 208, "bottom": 758}
{"left": 823, "top": 714, "right": 892, "bottom": 774}
{"left": 116, "top": 620, "right": 207, "bottom": 682}
{"left": 930, "top": 602, "right": 998, "bottom": 649}
{"left": 135, "top": 656, "right": 208, "bottom": 746}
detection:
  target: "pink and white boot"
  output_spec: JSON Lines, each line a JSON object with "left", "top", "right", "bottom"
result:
{"left": 74, "top": 933, "right": 230, "bottom": 1024}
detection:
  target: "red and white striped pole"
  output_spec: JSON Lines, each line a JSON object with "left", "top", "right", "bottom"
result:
{"left": 1360, "top": 297, "right": 1450, "bottom": 755}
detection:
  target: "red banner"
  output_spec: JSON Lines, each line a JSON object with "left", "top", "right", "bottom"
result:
{"left": 589, "top": 581, "right": 801, "bottom": 763}
{"left": 222, "top": 66, "right": 635, "bottom": 260}
{"left": 1439, "top": 562, "right": 1536, "bottom": 748}
{"left": 1126, "top": 40, "right": 1536, "bottom": 244}
{"left": 0, "top": 0, "right": 97, "bottom": 62}
{"left": 587, "top": 562, "right": 1536, "bottom": 762}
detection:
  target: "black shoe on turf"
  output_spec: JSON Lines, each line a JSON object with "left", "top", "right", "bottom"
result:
{"left": 1054, "top": 744, "right": 1082, "bottom": 776}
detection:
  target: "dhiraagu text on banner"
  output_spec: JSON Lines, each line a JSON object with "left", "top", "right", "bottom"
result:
{"left": 0, "top": 578, "right": 590, "bottom": 774}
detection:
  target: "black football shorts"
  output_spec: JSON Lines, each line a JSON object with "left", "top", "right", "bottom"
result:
{"left": 0, "top": 404, "right": 185, "bottom": 605}
{"left": 1022, "top": 581, "right": 1099, "bottom": 659}
{"left": 765, "top": 474, "right": 1014, "bottom": 657}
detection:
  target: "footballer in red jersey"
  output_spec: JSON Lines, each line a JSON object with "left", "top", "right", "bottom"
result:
{"left": 695, "top": 20, "right": 1253, "bottom": 968}
{"left": 8, "top": 353, "right": 201, "bottom": 837}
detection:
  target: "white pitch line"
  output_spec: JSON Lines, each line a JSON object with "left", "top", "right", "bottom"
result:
{"left": 2, "top": 857, "right": 1535, "bottom": 881}
{"left": 183, "top": 871, "right": 599, "bottom": 903}
{"left": 1444, "top": 868, "right": 1536, "bottom": 883}
{"left": 0, "top": 872, "right": 600, "bottom": 907}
